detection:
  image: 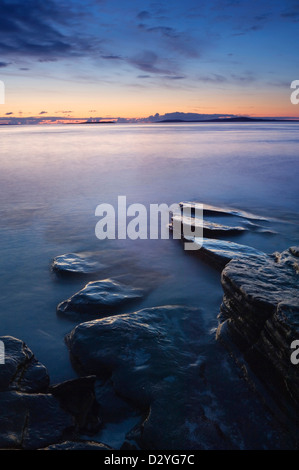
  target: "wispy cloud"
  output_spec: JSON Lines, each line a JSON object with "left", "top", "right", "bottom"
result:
{"left": 128, "top": 50, "right": 177, "bottom": 75}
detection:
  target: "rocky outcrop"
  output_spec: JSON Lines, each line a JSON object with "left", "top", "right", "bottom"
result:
{"left": 57, "top": 279, "right": 144, "bottom": 319}
{"left": 0, "top": 336, "right": 49, "bottom": 393}
{"left": 217, "top": 246, "right": 299, "bottom": 414}
{"left": 65, "top": 305, "right": 235, "bottom": 450}
{"left": 0, "top": 336, "right": 103, "bottom": 449}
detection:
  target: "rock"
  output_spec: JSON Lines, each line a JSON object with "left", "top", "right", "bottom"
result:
{"left": 50, "top": 376, "right": 101, "bottom": 435}
{"left": 0, "top": 337, "right": 102, "bottom": 449}
{"left": 65, "top": 305, "right": 235, "bottom": 450}
{"left": 217, "top": 246, "right": 299, "bottom": 414}
{"left": 57, "top": 279, "right": 144, "bottom": 319}
{"left": 184, "top": 237, "right": 266, "bottom": 270}
{"left": 41, "top": 440, "right": 112, "bottom": 450}
{"left": 171, "top": 214, "right": 246, "bottom": 238}
{"left": 179, "top": 201, "right": 269, "bottom": 221}
{"left": 0, "top": 336, "right": 49, "bottom": 393}
{"left": 52, "top": 252, "right": 106, "bottom": 276}
{"left": 0, "top": 391, "right": 74, "bottom": 450}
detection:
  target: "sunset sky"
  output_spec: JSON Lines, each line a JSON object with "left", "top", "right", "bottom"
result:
{"left": 0, "top": 0, "right": 299, "bottom": 122}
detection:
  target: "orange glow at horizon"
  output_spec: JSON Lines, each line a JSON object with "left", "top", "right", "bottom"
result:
{"left": 1, "top": 79, "right": 299, "bottom": 121}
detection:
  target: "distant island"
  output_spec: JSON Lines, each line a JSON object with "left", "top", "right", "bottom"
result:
{"left": 158, "top": 116, "right": 299, "bottom": 123}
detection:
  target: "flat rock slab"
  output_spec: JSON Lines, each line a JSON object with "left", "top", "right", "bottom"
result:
{"left": 66, "top": 305, "right": 235, "bottom": 450}
{"left": 179, "top": 201, "right": 270, "bottom": 221}
{"left": 0, "top": 336, "right": 49, "bottom": 393}
{"left": 171, "top": 214, "right": 246, "bottom": 238}
{"left": 218, "top": 246, "right": 299, "bottom": 412}
{"left": 57, "top": 279, "right": 144, "bottom": 319}
{"left": 185, "top": 237, "right": 267, "bottom": 270}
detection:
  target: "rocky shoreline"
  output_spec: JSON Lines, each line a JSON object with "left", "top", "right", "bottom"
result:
{"left": 0, "top": 202, "right": 298, "bottom": 450}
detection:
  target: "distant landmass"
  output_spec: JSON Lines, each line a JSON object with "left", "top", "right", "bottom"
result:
{"left": 0, "top": 112, "right": 298, "bottom": 126}
{"left": 159, "top": 116, "right": 299, "bottom": 123}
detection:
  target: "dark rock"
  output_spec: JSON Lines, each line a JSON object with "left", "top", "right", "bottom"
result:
{"left": 0, "top": 391, "right": 74, "bottom": 449}
{"left": 65, "top": 305, "right": 235, "bottom": 450}
{"left": 0, "top": 336, "right": 49, "bottom": 393}
{"left": 50, "top": 376, "right": 101, "bottom": 435}
{"left": 57, "top": 279, "right": 144, "bottom": 319}
{"left": 217, "top": 246, "right": 299, "bottom": 414}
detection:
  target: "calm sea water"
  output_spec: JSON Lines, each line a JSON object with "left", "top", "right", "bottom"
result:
{"left": 0, "top": 122, "right": 299, "bottom": 447}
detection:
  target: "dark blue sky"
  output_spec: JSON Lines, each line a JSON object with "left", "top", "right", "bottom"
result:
{"left": 0, "top": 0, "right": 299, "bottom": 119}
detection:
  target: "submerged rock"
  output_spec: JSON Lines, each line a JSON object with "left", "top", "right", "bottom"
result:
{"left": 57, "top": 279, "right": 144, "bottom": 319}
{"left": 52, "top": 252, "right": 106, "bottom": 276}
{"left": 217, "top": 246, "right": 299, "bottom": 414}
{"left": 65, "top": 305, "right": 235, "bottom": 450}
{"left": 183, "top": 237, "right": 266, "bottom": 270}
{"left": 0, "top": 336, "right": 49, "bottom": 393}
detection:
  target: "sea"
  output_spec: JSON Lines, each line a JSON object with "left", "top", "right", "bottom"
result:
{"left": 0, "top": 122, "right": 298, "bottom": 449}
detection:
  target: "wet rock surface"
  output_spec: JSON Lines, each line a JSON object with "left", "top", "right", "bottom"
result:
{"left": 184, "top": 237, "right": 266, "bottom": 270}
{"left": 57, "top": 279, "right": 144, "bottom": 319}
{"left": 179, "top": 201, "right": 270, "bottom": 221}
{"left": 0, "top": 336, "right": 106, "bottom": 450}
{"left": 0, "top": 336, "right": 49, "bottom": 393}
{"left": 50, "top": 376, "right": 101, "bottom": 435}
{"left": 66, "top": 305, "right": 236, "bottom": 449}
{"left": 217, "top": 246, "right": 299, "bottom": 414}
{"left": 65, "top": 304, "right": 295, "bottom": 450}
{"left": 52, "top": 252, "right": 106, "bottom": 276}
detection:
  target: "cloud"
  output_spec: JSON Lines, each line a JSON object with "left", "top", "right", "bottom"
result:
{"left": 39, "top": 111, "right": 48, "bottom": 114}
{"left": 137, "top": 10, "right": 151, "bottom": 20}
{"left": 141, "top": 24, "right": 200, "bottom": 58}
{"left": 163, "top": 75, "right": 186, "bottom": 80}
{"left": 101, "top": 54, "right": 123, "bottom": 60}
{"left": 0, "top": 61, "right": 11, "bottom": 67}
{"left": 5, "top": 112, "right": 13, "bottom": 115}
{"left": 197, "top": 74, "right": 228, "bottom": 83}
{"left": 128, "top": 50, "right": 176, "bottom": 75}
{"left": 0, "top": 0, "right": 103, "bottom": 61}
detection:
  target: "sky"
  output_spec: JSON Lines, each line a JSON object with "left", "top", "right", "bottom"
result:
{"left": 0, "top": 0, "right": 299, "bottom": 122}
